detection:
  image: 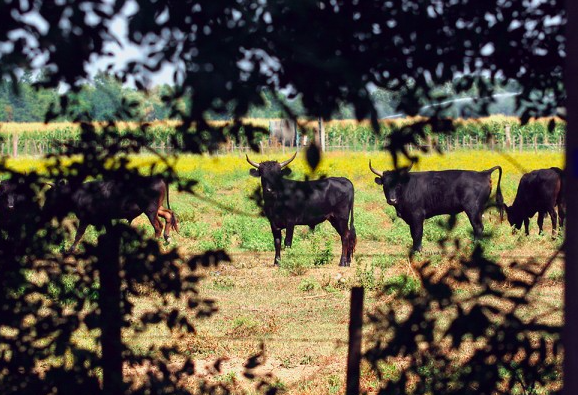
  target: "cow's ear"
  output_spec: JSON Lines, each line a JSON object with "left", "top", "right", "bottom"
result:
{"left": 249, "top": 168, "right": 260, "bottom": 177}
{"left": 281, "top": 167, "right": 292, "bottom": 176}
{"left": 374, "top": 177, "right": 383, "bottom": 185}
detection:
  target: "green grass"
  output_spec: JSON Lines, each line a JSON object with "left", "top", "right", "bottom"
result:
{"left": 3, "top": 150, "right": 564, "bottom": 394}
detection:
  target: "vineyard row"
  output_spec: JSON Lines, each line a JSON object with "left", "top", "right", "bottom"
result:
{"left": 0, "top": 117, "right": 566, "bottom": 156}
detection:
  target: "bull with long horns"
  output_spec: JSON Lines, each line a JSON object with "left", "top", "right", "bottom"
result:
{"left": 247, "top": 153, "right": 356, "bottom": 267}
{"left": 369, "top": 160, "right": 504, "bottom": 252}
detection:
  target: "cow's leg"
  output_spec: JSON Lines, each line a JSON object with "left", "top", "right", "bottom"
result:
{"left": 330, "top": 218, "right": 350, "bottom": 267}
{"left": 523, "top": 218, "right": 530, "bottom": 235}
{"left": 548, "top": 207, "right": 558, "bottom": 237}
{"left": 158, "top": 207, "right": 174, "bottom": 242}
{"left": 284, "top": 222, "right": 295, "bottom": 248}
{"left": 68, "top": 221, "right": 88, "bottom": 253}
{"left": 409, "top": 219, "right": 424, "bottom": 252}
{"left": 537, "top": 212, "right": 545, "bottom": 235}
{"left": 346, "top": 225, "right": 356, "bottom": 265}
{"left": 145, "top": 210, "right": 163, "bottom": 239}
{"left": 271, "top": 226, "right": 282, "bottom": 266}
{"left": 558, "top": 204, "right": 566, "bottom": 228}
{"left": 465, "top": 210, "right": 484, "bottom": 241}
{"left": 340, "top": 225, "right": 351, "bottom": 267}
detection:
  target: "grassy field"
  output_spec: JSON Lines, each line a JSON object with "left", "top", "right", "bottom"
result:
{"left": 7, "top": 150, "right": 564, "bottom": 394}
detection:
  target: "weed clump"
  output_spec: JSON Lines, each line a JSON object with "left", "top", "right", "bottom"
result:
{"left": 383, "top": 274, "right": 421, "bottom": 297}
{"left": 298, "top": 277, "right": 320, "bottom": 292}
{"left": 279, "top": 233, "right": 334, "bottom": 275}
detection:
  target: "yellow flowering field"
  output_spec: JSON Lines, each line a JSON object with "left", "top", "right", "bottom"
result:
{"left": 4, "top": 149, "right": 562, "bottom": 177}
{"left": 4, "top": 150, "right": 562, "bottom": 199}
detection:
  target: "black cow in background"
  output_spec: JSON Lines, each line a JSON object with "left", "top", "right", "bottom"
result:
{"left": 0, "top": 179, "right": 25, "bottom": 212}
{"left": 505, "top": 167, "right": 565, "bottom": 236}
{"left": 0, "top": 175, "right": 36, "bottom": 233}
{"left": 247, "top": 152, "right": 356, "bottom": 267}
{"left": 43, "top": 176, "right": 178, "bottom": 252}
{"left": 370, "top": 161, "right": 504, "bottom": 252}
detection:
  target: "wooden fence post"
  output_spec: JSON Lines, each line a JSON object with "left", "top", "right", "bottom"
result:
{"left": 12, "top": 133, "right": 18, "bottom": 158}
{"left": 318, "top": 117, "right": 325, "bottom": 152}
{"left": 99, "top": 225, "right": 124, "bottom": 395}
{"left": 564, "top": 1, "right": 578, "bottom": 393}
{"left": 346, "top": 287, "right": 364, "bottom": 395}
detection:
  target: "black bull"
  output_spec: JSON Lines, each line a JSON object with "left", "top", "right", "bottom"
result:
{"left": 247, "top": 153, "right": 356, "bottom": 267}
{"left": 369, "top": 161, "right": 504, "bottom": 252}
{"left": 44, "top": 176, "right": 178, "bottom": 252}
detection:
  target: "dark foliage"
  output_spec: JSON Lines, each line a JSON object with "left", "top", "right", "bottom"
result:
{"left": 0, "top": 0, "right": 565, "bottom": 394}
{"left": 365, "top": 247, "right": 562, "bottom": 394}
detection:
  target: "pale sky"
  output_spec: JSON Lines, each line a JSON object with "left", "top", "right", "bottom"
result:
{"left": 90, "top": 0, "right": 176, "bottom": 87}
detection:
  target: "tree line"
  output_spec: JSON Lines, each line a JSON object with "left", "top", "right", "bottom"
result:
{"left": 0, "top": 71, "right": 523, "bottom": 123}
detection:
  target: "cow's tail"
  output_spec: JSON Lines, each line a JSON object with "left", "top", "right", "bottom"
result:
{"left": 487, "top": 165, "right": 504, "bottom": 222}
{"left": 166, "top": 180, "right": 180, "bottom": 233}
{"left": 348, "top": 189, "right": 357, "bottom": 258}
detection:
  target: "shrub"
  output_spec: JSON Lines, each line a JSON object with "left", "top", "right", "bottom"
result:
{"left": 373, "top": 254, "right": 397, "bottom": 269}
{"left": 228, "top": 316, "right": 260, "bottom": 337}
{"left": 212, "top": 276, "right": 235, "bottom": 291}
{"left": 310, "top": 234, "right": 333, "bottom": 266}
{"left": 212, "top": 227, "right": 231, "bottom": 250}
{"left": 384, "top": 274, "right": 421, "bottom": 297}
{"left": 298, "top": 277, "right": 320, "bottom": 292}
{"left": 279, "top": 245, "right": 312, "bottom": 276}
{"left": 355, "top": 259, "right": 386, "bottom": 291}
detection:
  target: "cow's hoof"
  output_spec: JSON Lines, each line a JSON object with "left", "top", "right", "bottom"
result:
{"left": 164, "top": 236, "right": 172, "bottom": 244}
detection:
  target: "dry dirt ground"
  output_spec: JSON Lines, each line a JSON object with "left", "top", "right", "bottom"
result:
{"left": 124, "top": 234, "right": 564, "bottom": 395}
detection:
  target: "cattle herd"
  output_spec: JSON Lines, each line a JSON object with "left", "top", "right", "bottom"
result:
{"left": 0, "top": 154, "right": 566, "bottom": 266}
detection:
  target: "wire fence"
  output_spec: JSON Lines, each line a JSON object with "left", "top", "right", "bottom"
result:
{"left": 0, "top": 128, "right": 565, "bottom": 157}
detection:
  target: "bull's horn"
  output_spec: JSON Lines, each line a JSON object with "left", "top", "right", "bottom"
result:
{"left": 246, "top": 154, "right": 260, "bottom": 168}
{"left": 406, "top": 162, "right": 414, "bottom": 172}
{"left": 279, "top": 152, "right": 297, "bottom": 168}
{"left": 369, "top": 160, "right": 382, "bottom": 176}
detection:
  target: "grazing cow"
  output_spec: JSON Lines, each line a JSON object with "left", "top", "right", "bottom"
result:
{"left": 505, "top": 167, "right": 565, "bottom": 236}
{"left": 369, "top": 161, "right": 504, "bottom": 252}
{"left": 43, "top": 176, "right": 178, "bottom": 252}
{"left": 247, "top": 153, "right": 356, "bottom": 267}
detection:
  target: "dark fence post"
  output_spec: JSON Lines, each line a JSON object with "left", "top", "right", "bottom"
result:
{"left": 565, "top": 0, "right": 578, "bottom": 393}
{"left": 99, "top": 224, "right": 124, "bottom": 394}
{"left": 346, "top": 286, "right": 364, "bottom": 395}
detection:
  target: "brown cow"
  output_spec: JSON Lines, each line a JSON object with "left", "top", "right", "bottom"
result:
{"left": 44, "top": 176, "right": 178, "bottom": 252}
